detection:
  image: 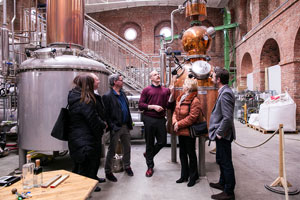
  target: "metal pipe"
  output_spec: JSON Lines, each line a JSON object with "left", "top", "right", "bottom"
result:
{"left": 3, "top": 0, "right": 7, "bottom": 27}
{"left": 224, "top": 7, "right": 231, "bottom": 71}
{"left": 1, "top": 0, "right": 9, "bottom": 74}
{"left": 166, "top": 5, "right": 185, "bottom": 45}
{"left": 11, "top": 0, "right": 16, "bottom": 76}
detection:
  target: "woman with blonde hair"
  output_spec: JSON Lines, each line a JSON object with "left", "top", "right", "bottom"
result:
{"left": 172, "top": 77, "right": 204, "bottom": 187}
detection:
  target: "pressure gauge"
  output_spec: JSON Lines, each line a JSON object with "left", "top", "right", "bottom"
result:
{"left": 191, "top": 60, "right": 211, "bottom": 79}
{"left": 203, "top": 35, "right": 209, "bottom": 41}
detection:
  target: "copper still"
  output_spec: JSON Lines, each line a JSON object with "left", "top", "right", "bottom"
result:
{"left": 173, "top": 1, "right": 218, "bottom": 124}
{"left": 47, "top": 0, "right": 84, "bottom": 47}
{"left": 185, "top": 0, "right": 207, "bottom": 21}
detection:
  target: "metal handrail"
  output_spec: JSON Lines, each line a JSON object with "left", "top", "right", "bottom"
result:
{"left": 83, "top": 18, "right": 154, "bottom": 92}
{"left": 85, "top": 14, "right": 150, "bottom": 61}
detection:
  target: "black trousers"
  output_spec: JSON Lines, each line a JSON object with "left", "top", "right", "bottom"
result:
{"left": 178, "top": 136, "right": 199, "bottom": 181}
{"left": 72, "top": 146, "right": 101, "bottom": 180}
{"left": 216, "top": 138, "right": 236, "bottom": 195}
{"left": 143, "top": 115, "right": 167, "bottom": 168}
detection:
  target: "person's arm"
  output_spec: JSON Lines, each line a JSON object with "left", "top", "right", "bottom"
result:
{"left": 138, "top": 88, "right": 164, "bottom": 112}
{"left": 177, "top": 98, "right": 201, "bottom": 129}
{"left": 102, "top": 94, "right": 113, "bottom": 131}
{"left": 214, "top": 91, "right": 234, "bottom": 138}
{"left": 81, "top": 101, "right": 106, "bottom": 137}
{"left": 138, "top": 88, "right": 149, "bottom": 111}
{"left": 166, "top": 88, "right": 176, "bottom": 110}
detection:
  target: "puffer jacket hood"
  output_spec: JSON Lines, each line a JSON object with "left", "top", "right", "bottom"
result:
{"left": 68, "top": 87, "right": 81, "bottom": 106}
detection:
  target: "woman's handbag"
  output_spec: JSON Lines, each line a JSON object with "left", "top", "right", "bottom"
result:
{"left": 189, "top": 121, "right": 208, "bottom": 138}
{"left": 51, "top": 105, "right": 69, "bottom": 141}
{"left": 189, "top": 106, "right": 208, "bottom": 138}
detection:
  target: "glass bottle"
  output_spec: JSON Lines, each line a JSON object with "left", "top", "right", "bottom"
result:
{"left": 33, "top": 159, "right": 43, "bottom": 187}
{"left": 22, "top": 154, "right": 35, "bottom": 189}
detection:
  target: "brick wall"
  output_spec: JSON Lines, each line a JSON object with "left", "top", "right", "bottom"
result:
{"left": 88, "top": 6, "right": 224, "bottom": 67}
{"left": 232, "top": 0, "right": 300, "bottom": 127}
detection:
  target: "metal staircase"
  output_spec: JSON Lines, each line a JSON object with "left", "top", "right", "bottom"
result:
{"left": 83, "top": 15, "right": 153, "bottom": 95}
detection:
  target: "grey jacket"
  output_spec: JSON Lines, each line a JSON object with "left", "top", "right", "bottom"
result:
{"left": 209, "top": 85, "right": 236, "bottom": 141}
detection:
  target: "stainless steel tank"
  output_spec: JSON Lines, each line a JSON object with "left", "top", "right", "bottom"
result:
{"left": 18, "top": 47, "right": 109, "bottom": 151}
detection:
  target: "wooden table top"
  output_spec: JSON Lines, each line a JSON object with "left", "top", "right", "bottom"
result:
{"left": 0, "top": 169, "right": 98, "bottom": 200}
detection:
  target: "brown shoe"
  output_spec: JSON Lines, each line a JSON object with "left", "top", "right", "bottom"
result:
{"left": 209, "top": 182, "right": 224, "bottom": 190}
{"left": 211, "top": 191, "right": 235, "bottom": 200}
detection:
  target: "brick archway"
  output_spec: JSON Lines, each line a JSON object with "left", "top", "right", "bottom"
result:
{"left": 238, "top": 0, "right": 248, "bottom": 38}
{"left": 260, "top": 38, "right": 280, "bottom": 91}
{"left": 294, "top": 27, "right": 300, "bottom": 59}
{"left": 259, "top": 1, "right": 268, "bottom": 22}
{"left": 240, "top": 52, "right": 253, "bottom": 88}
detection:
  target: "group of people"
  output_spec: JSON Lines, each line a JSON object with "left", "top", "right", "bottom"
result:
{"left": 66, "top": 67, "right": 236, "bottom": 200}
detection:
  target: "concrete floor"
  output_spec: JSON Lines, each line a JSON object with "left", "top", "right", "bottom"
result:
{"left": 1, "top": 120, "right": 300, "bottom": 200}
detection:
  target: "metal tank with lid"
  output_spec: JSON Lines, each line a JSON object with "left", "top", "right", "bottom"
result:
{"left": 18, "top": 47, "right": 109, "bottom": 152}
{"left": 17, "top": 0, "right": 110, "bottom": 167}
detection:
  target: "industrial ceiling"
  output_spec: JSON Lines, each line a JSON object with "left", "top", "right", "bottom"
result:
{"left": 85, "top": 0, "right": 230, "bottom": 13}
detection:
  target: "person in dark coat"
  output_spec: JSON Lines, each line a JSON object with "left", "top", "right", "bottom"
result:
{"left": 172, "top": 78, "right": 204, "bottom": 187}
{"left": 102, "top": 74, "right": 134, "bottom": 182}
{"left": 90, "top": 73, "right": 108, "bottom": 184}
{"left": 68, "top": 74, "right": 107, "bottom": 192}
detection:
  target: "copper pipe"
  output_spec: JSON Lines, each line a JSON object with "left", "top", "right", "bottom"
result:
{"left": 47, "top": 0, "right": 84, "bottom": 47}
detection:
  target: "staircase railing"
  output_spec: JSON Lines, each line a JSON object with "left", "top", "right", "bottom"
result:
{"left": 84, "top": 15, "right": 153, "bottom": 94}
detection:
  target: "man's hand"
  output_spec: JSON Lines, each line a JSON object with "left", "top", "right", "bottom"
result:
{"left": 216, "top": 134, "right": 222, "bottom": 139}
{"left": 169, "top": 84, "right": 175, "bottom": 95}
{"left": 148, "top": 105, "right": 164, "bottom": 112}
{"left": 174, "top": 122, "right": 178, "bottom": 132}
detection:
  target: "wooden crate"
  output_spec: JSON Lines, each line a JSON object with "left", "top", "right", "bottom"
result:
{"left": 246, "top": 123, "right": 298, "bottom": 134}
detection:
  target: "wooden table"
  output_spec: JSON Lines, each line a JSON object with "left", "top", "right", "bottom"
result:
{"left": 0, "top": 170, "right": 98, "bottom": 200}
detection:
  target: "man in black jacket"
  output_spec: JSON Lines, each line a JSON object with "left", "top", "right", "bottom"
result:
{"left": 103, "top": 74, "right": 133, "bottom": 182}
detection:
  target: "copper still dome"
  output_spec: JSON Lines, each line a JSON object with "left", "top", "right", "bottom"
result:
{"left": 181, "top": 26, "right": 212, "bottom": 56}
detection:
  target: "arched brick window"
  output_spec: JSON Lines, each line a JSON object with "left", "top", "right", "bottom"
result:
{"left": 119, "top": 22, "right": 142, "bottom": 50}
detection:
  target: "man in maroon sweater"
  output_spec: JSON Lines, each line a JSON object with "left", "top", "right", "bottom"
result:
{"left": 139, "top": 70, "right": 174, "bottom": 177}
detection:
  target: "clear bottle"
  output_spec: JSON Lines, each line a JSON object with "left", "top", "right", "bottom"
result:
{"left": 22, "top": 154, "right": 35, "bottom": 189}
{"left": 33, "top": 159, "right": 43, "bottom": 187}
